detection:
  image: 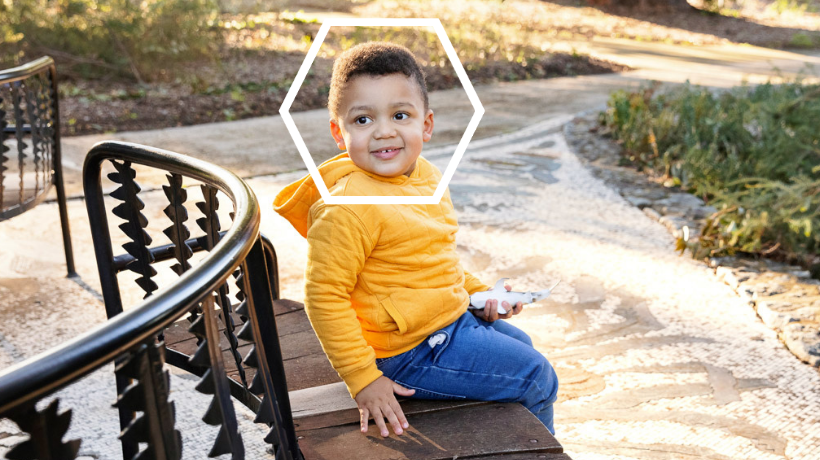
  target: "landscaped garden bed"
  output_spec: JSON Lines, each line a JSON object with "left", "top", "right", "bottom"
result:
{"left": 598, "top": 79, "right": 820, "bottom": 278}
{"left": 564, "top": 77, "right": 820, "bottom": 368}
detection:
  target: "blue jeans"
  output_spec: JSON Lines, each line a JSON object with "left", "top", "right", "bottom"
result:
{"left": 375, "top": 312, "right": 559, "bottom": 434}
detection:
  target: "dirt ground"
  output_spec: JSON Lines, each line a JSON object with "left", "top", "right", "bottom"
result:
{"left": 59, "top": 51, "right": 626, "bottom": 136}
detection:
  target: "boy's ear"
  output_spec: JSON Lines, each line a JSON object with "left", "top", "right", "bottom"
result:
{"left": 422, "top": 109, "right": 434, "bottom": 142}
{"left": 329, "top": 119, "right": 346, "bottom": 150}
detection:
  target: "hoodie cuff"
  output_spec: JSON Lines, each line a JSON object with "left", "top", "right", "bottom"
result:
{"left": 343, "top": 363, "right": 384, "bottom": 399}
{"left": 464, "top": 271, "right": 491, "bottom": 295}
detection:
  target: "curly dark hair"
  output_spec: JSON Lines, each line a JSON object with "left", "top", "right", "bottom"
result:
{"left": 328, "top": 41, "right": 428, "bottom": 120}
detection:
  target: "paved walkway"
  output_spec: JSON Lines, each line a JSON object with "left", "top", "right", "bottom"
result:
{"left": 2, "top": 39, "right": 820, "bottom": 458}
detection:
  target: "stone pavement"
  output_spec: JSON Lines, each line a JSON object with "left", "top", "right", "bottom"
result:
{"left": 2, "top": 40, "right": 820, "bottom": 458}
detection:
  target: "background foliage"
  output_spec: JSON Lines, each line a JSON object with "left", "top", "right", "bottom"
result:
{"left": 600, "top": 79, "right": 820, "bottom": 275}
{"left": 0, "top": 0, "right": 223, "bottom": 81}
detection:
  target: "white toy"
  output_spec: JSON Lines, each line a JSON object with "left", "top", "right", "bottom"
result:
{"left": 469, "top": 278, "right": 560, "bottom": 315}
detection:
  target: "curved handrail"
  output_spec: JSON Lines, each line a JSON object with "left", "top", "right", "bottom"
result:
{"left": 0, "top": 55, "right": 75, "bottom": 275}
{"left": 0, "top": 141, "right": 261, "bottom": 415}
{"left": 0, "top": 56, "right": 54, "bottom": 84}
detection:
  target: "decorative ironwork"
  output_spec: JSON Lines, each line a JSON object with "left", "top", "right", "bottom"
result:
{"left": 115, "top": 340, "right": 182, "bottom": 460}
{"left": 109, "top": 160, "right": 158, "bottom": 299}
{"left": 40, "top": 70, "right": 55, "bottom": 184}
{"left": 11, "top": 81, "right": 26, "bottom": 205}
{"left": 6, "top": 400, "right": 80, "bottom": 460}
{"left": 24, "top": 79, "right": 41, "bottom": 196}
{"left": 1, "top": 92, "right": 8, "bottom": 210}
{"left": 188, "top": 296, "right": 245, "bottom": 458}
{"left": 233, "top": 278, "right": 281, "bottom": 448}
{"left": 163, "top": 173, "right": 198, "bottom": 328}
{"left": 237, "top": 241, "right": 299, "bottom": 458}
{"left": 0, "top": 56, "right": 75, "bottom": 276}
{"left": 0, "top": 141, "right": 302, "bottom": 460}
{"left": 162, "top": 173, "right": 193, "bottom": 276}
{"left": 196, "top": 186, "right": 246, "bottom": 387}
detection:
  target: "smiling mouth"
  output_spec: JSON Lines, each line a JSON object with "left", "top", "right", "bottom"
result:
{"left": 371, "top": 147, "right": 402, "bottom": 159}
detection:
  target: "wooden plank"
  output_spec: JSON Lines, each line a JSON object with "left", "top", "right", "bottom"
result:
{"left": 281, "top": 352, "right": 340, "bottom": 391}
{"left": 163, "top": 318, "right": 195, "bottom": 346}
{"left": 278, "top": 327, "right": 325, "bottom": 360}
{"left": 274, "top": 308, "right": 315, "bottom": 337}
{"left": 165, "top": 304, "right": 340, "bottom": 391}
{"left": 295, "top": 397, "right": 488, "bottom": 431}
{"left": 164, "top": 297, "right": 303, "bottom": 347}
{"left": 469, "top": 454, "right": 572, "bottom": 459}
{"left": 226, "top": 348, "right": 340, "bottom": 391}
{"left": 273, "top": 298, "right": 304, "bottom": 315}
{"left": 296, "top": 403, "right": 562, "bottom": 460}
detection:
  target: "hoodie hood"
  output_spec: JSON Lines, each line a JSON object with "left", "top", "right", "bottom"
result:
{"left": 273, "top": 152, "right": 425, "bottom": 237}
{"left": 273, "top": 152, "right": 357, "bottom": 237}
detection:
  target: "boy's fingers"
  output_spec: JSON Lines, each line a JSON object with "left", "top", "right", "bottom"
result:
{"left": 384, "top": 407, "right": 404, "bottom": 435}
{"left": 505, "top": 284, "right": 512, "bottom": 291}
{"left": 393, "top": 382, "right": 415, "bottom": 397}
{"left": 486, "top": 300, "right": 495, "bottom": 321}
{"left": 360, "top": 408, "right": 369, "bottom": 433}
{"left": 501, "top": 301, "right": 513, "bottom": 318}
{"left": 371, "top": 407, "right": 389, "bottom": 437}
{"left": 514, "top": 302, "right": 524, "bottom": 315}
{"left": 390, "top": 399, "right": 410, "bottom": 430}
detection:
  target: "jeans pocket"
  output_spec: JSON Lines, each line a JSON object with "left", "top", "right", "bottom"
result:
{"left": 426, "top": 330, "right": 451, "bottom": 364}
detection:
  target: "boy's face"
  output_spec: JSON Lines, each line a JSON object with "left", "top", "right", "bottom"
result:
{"left": 330, "top": 73, "right": 434, "bottom": 178}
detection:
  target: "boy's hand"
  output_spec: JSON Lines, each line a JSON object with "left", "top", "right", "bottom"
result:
{"left": 472, "top": 284, "right": 524, "bottom": 322}
{"left": 354, "top": 376, "right": 415, "bottom": 437}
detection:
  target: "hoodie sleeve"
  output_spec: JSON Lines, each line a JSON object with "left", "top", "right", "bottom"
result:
{"left": 305, "top": 203, "right": 382, "bottom": 398}
{"left": 463, "top": 269, "right": 491, "bottom": 295}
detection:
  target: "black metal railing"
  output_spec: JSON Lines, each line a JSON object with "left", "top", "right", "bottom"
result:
{"left": 0, "top": 141, "right": 301, "bottom": 460}
{"left": 0, "top": 56, "right": 75, "bottom": 276}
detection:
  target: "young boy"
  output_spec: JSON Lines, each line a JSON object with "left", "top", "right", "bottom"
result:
{"left": 273, "top": 42, "right": 558, "bottom": 437}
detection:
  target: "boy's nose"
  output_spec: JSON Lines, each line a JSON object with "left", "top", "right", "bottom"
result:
{"left": 373, "top": 120, "right": 397, "bottom": 139}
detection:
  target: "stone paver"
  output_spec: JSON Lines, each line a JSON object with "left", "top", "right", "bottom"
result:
{"left": 2, "top": 39, "right": 820, "bottom": 459}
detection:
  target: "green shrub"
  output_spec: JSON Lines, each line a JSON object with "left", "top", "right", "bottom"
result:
{"left": 0, "top": 0, "right": 223, "bottom": 81}
{"left": 789, "top": 32, "right": 816, "bottom": 48}
{"left": 770, "top": 0, "right": 812, "bottom": 15}
{"left": 600, "top": 79, "right": 820, "bottom": 273}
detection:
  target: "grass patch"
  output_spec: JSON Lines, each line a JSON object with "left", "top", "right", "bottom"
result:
{"left": 599, "top": 79, "right": 820, "bottom": 277}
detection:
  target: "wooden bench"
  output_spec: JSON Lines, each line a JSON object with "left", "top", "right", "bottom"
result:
{"left": 165, "top": 297, "right": 572, "bottom": 459}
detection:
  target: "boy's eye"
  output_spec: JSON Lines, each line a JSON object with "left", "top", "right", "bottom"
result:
{"left": 394, "top": 112, "right": 409, "bottom": 121}
{"left": 354, "top": 116, "right": 372, "bottom": 125}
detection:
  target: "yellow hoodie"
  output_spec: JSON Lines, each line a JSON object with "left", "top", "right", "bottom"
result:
{"left": 273, "top": 153, "right": 489, "bottom": 398}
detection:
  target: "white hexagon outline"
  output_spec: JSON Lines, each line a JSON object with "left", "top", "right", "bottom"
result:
{"left": 279, "top": 18, "right": 484, "bottom": 205}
